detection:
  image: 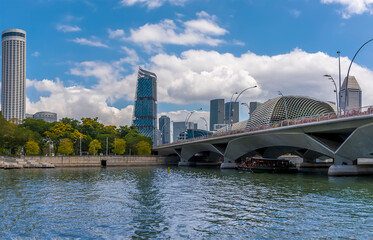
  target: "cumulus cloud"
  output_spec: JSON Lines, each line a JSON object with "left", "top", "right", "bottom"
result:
{"left": 146, "top": 48, "right": 373, "bottom": 106}
{"left": 108, "top": 29, "right": 125, "bottom": 39}
{"left": 71, "top": 38, "right": 109, "bottom": 48}
{"left": 26, "top": 77, "right": 134, "bottom": 126}
{"left": 31, "top": 51, "right": 40, "bottom": 57}
{"left": 57, "top": 24, "right": 82, "bottom": 32}
{"left": 26, "top": 48, "right": 373, "bottom": 127}
{"left": 120, "top": 0, "right": 189, "bottom": 9}
{"left": 126, "top": 11, "right": 228, "bottom": 50}
{"left": 321, "top": 0, "right": 373, "bottom": 18}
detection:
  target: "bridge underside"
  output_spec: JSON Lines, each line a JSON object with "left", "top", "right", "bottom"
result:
{"left": 156, "top": 120, "right": 373, "bottom": 176}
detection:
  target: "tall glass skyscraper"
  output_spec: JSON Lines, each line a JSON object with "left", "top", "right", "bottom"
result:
{"left": 159, "top": 115, "right": 170, "bottom": 144}
{"left": 225, "top": 102, "right": 239, "bottom": 124}
{"left": 133, "top": 67, "right": 157, "bottom": 144}
{"left": 1, "top": 29, "right": 26, "bottom": 122}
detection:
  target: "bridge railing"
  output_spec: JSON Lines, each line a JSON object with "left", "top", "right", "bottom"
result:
{"left": 158, "top": 105, "right": 373, "bottom": 147}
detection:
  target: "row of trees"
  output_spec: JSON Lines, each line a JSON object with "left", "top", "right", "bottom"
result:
{"left": 0, "top": 112, "right": 152, "bottom": 156}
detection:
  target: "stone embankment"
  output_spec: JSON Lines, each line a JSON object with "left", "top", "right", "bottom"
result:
{"left": 0, "top": 156, "right": 55, "bottom": 169}
{"left": 16, "top": 155, "right": 178, "bottom": 168}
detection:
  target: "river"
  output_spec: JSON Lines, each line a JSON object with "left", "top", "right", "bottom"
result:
{"left": 0, "top": 167, "right": 372, "bottom": 239}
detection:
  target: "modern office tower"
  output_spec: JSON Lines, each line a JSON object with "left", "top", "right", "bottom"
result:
{"left": 133, "top": 67, "right": 157, "bottom": 145}
{"left": 225, "top": 102, "right": 239, "bottom": 124}
{"left": 33, "top": 111, "right": 57, "bottom": 123}
{"left": 250, "top": 102, "right": 262, "bottom": 115}
{"left": 340, "top": 76, "right": 362, "bottom": 112}
{"left": 210, "top": 99, "right": 225, "bottom": 131}
{"left": 173, "top": 121, "right": 195, "bottom": 142}
{"left": 159, "top": 115, "right": 170, "bottom": 144}
{"left": 1, "top": 29, "right": 26, "bottom": 122}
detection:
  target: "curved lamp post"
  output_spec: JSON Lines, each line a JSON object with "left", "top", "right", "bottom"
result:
{"left": 200, "top": 117, "right": 208, "bottom": 131}
{"left": 278, "top": 91, "right": 288, "bottom": 120}
{"left": 323, "top": 74, "right": 339, "bottom": 116}
{"left": 343, "top": 38, "right": 373, "bottom": 113}
{"left": 184, "top": 108, "right": 202, "bottom": 140}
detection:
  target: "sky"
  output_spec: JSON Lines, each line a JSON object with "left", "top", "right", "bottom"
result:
{"left": 1, "top": 0, "right": 373, "bottom": 129}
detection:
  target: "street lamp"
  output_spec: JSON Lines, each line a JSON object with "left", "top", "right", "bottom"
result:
{"left": 234, "top": 85, "right": 257, "bottom": 102}
{"left": 278, "top": 91, "right": 288, "bottom": 120}
{"left": 337, "top": 51, "right": 342, "bottom": 116}
{"left": 343, "top": 38, "right": 373, "bottom": 113}
{"left": 200, "top": 117, "right": 208, "bottom": 131}
{"left": 323, "top": 74, "right": 339, "bottom": 116}
{"left": 184, "top": 108, "right": 202, "bottom": 140}
{"left": 241, "top": 102, "right": 250, "bottom": 114}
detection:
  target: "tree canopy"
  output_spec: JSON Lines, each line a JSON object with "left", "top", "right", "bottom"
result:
{"left": 0, "top": 114, "right": 153, "bottom": 156}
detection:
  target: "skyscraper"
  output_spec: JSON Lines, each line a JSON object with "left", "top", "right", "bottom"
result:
{"left": 159, "top": 115, "right": 170, "bottom": 144}
{"left": 210, "top": 99, "right": 225, "bottom": 131}
{"left": 340, "top": 76, "right": 362, "bottom": 112}
{"left": 1, "top": 29, "right": 26, "bottom": 122}
{"left": 225, "top": 102, "right": 239, "bottom": 124}
{"left": 133, "top": 67, "right": 157, "bottom": 145}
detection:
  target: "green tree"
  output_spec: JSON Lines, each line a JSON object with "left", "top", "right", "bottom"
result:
{"left": 89, "top": 139, "right": 101, "bottom": 155}
{"left": 124, "top": 128, "right": 152, "bottom": 155}
{"left": 112, "top": 138, "right": 126, "bottom": 155}
{"left": 136, "top": 140, "right": 151, "bottom": 155}
{"left": 57, "top": 138, "right": 74, "bottom": 155}
{"left": 25, "top": 140, "right": 40, "bottom": 155}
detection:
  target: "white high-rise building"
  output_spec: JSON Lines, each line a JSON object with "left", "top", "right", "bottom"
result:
{"left": 1, "top": 29, "right": 26, "bottom": 122}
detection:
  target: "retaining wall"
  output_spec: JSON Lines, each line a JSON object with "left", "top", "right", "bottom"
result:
{"left": 23, "top": 155, "right": 179, "bottom": 167}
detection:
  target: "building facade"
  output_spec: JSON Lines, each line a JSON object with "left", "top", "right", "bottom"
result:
{"left": 1, "top": 29, "right": 26, "bottom": 122}
{"left": 210, "top": 99, "right": 225, "bottom": 131}
{"left": 173, "top": 121, "right": 196, "bottom": 142}
{"left": 33, "top": 111, "right": 57, "bottom": 123}
{"left": 249, "top": 101, "right": 262, "bottom": 115}
{"left": 133, "top": 67, "right": 157, "bottom": 145}
{"left": 340, "top": 76, "right": 362, "bottom": 112}
{"left": 225, "top": 102, "right": 239, "bottom": 124}
{"left": 159, "top": 115, "right": 170, "bottom": 144}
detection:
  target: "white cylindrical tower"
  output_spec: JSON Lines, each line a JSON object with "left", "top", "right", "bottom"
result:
{"left": 1, "top": 28, "right": 26, "bottom": 123}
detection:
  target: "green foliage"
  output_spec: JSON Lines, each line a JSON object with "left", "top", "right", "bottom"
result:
{"left": 89, "top": 139, "right": 101, "bottom": 155}
{"left": 112, "top": 138, "right": 126, "bottom": 155}
{"left": 25, "top": 140, "right": 40, "bottom": 155}
{"left": 0, "top": 113, "right": 152, "bottom": 157}
{"left": 135, "top": 141, "right": 151, "bottom": 155}
{"left": 57, "top": 138, "right": 74, "bottom": 155}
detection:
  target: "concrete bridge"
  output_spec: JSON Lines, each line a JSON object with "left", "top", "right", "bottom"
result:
{"left": 154, "top": 113, "right": 373, "bottom": 176}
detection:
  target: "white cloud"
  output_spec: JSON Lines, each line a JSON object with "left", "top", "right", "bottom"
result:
{"left": 108, "top": 29, "right": 125, "bottom": 39}
{"left": 289, "top": 9, "right": 301, "bottom": 18}
{"left": 71, "top": 38, "right": 109, "bottom": 48}
{"left": 120, "top": 0, "right": 189, "bottom": 9}
{"left": 26, "top": 48, "right": 373, "bottom": 127}
{"left": 32, "top": 51, "right": 40, "bottom": 57}
{"left": 126, "top": 11, "right": 228, "bottom": 49}
{"left": 146, "top": 48, "right": 373, "bottom": 107}
{"left": 57, "top": 24, "right": 82, "bottom": 32}
{"left": 321, "top": 0, "right": 373, "bottom": 18}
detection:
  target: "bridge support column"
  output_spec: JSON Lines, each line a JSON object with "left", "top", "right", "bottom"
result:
{"left": 220, "top": 157, "right": 237, "bottom": 169}
{"left": 178, "top": 158, "right": 195, "bottom": 167}
{"left": 328, "top": 165, "right": 373, "bottom": 176}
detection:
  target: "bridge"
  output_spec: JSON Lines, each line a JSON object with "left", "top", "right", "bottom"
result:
{"left": 154, "top": 110, "right": 373, "bottom": 176}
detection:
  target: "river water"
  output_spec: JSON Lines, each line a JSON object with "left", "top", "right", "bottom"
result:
{"left": 1, "top": 167, "right": 373, "bottom": 239}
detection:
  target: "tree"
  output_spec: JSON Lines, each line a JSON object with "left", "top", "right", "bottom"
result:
{"left": 112, "top": 138, "right": 126, "bottom": 155}
{"left": 136, "top": 141, "right": 151, "bottom": 155}
{"left": 57, "top": 138, "right": 74, "bottom": 155}
{"left": 25, "top": 140, "right": 40, "bottom": 155}
{"left": 124, "top": 128, "right": 152, "bottom": 155}
{"left": 89, "top": 139, "right": 101, "bottom": 155}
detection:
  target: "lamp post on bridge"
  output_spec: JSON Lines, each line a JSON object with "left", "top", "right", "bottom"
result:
{"left": 278, "top": 91, "right": 288, "bottom": 120}
{"left": 343, "top": 39, "right": 373, "bottom": 113}
{"left": 184, "top": 108, "right": 202, "bottom": 140}
{"left": 229, "top": 85, "right": 257, "bottom": 129}
{"left": 324, "top": 74, "right": 339, "bottom": 116}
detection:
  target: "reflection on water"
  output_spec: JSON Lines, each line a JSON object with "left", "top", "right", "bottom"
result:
{"left": 0, "top": 167, "right": 373, "bottom": 239}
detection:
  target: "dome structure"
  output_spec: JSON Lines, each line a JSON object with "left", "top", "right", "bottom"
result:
{"left": 247, "top": 96, "right": 335, "bottom": 129}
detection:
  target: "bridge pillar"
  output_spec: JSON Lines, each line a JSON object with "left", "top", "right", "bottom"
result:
{"left": 328, "top": 165, "right": 373, "bottom": 176}
{"left": 220, "top": 157, "right": 237, "bottom": 169}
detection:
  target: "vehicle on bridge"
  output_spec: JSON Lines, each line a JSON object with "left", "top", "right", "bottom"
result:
{"left": 238, "top": 157, "right": 298, "bottom": 173}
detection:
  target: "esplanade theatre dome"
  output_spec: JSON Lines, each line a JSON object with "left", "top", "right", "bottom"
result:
{"left": 247, "top": 96, "right": 336, "bottom": 129}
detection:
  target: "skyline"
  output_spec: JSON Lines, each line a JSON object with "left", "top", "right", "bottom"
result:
{"left": 1, "top": 0, "right": 373, "bottom": 127}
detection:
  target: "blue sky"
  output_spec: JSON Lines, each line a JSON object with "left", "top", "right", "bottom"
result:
{"left": 1, "top": 0, "right": 373, "bottom": 127}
